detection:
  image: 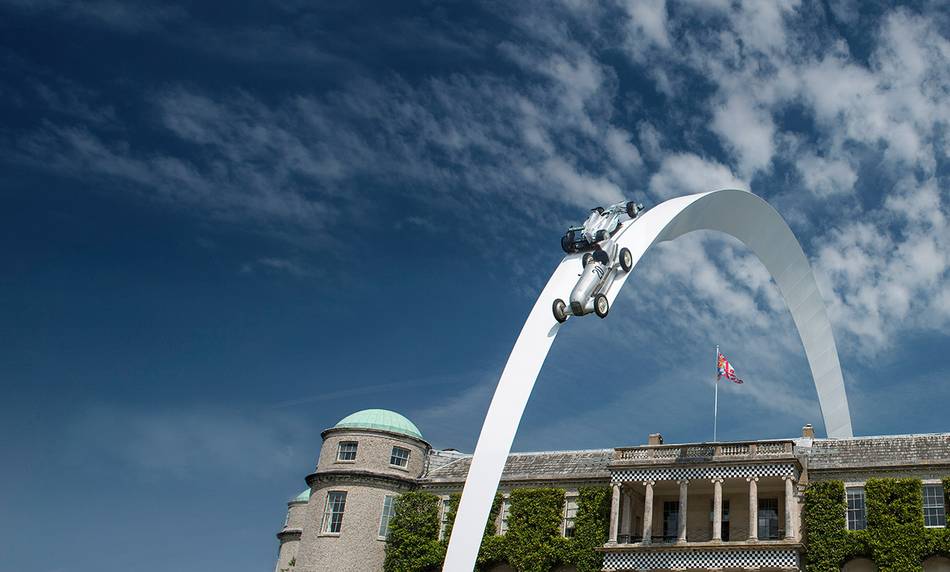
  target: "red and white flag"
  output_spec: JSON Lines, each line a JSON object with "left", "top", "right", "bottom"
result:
{"left": 717, "top": 353, "right": 744, "bottom": 384}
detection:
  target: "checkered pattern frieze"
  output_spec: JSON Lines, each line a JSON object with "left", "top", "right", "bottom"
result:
{"left": 611, "top": 463, "right": 797, "bottom": 484}
{"left": 603, "top": 548, "right": 799, "bottom": 570}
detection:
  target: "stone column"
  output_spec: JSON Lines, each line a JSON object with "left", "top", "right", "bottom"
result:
{"left": 642, "top": 481, "right": 655, "bottom": 544}
{"left": 784, "top": 476, "right": 796, "bottom": 540}
{"left": 747, "top": 477, "right": 759, "bottom": 541}
{"left": 677, "top": 480, "right": 688, "bottom": 543}
{"left": 712, "top": 478, "right": 724, "bottom": 542}
{"left": 609, "top": 483, "right": 621, "bottom": 543}
{"left": 621, "top": 487, "right": 632, "bottom": 538}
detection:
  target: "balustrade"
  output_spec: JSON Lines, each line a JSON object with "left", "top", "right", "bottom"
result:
{"left": 613, "top": 439, "right": 794, "bottom": 463}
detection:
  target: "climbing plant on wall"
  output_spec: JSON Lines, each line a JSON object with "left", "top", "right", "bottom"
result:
{"left": 504, "top": 488, "right": 566, "bottom": 572}
{"left": 384, "top": 491, "right": 445, "bottom": 572}
{"left": 441, "top": 491, "right": 503, "bottom": 545}
{"left": 803, "top": 477, "right": 950, "bottom": 572}
{"left": 562, "top": 486, "right": 612, "bottom": 572}
{"left": 385, "top": 486, "right": 611, "bottom": 572}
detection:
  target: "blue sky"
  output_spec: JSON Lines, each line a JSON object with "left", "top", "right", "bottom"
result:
{"left": 1, "top": 1, "right": 948, "bottom": 571}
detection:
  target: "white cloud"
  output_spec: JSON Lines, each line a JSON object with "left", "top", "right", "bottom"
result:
{"left": 9, "top": 0, "right": 949, "bottom": 371}
{"left": 710, "top": 93, "right": 776, "bottom": 177}
{"left": 604, "top": 126, "right": 643, "bottom": 172}
{"left": 796, "top": 153, "right": 858, "bottom": 197}
{"left": 648, "top": 153, "right": 747, "bottom": 199}
{"left": 537, "top": 157, "right": 625, "bottom": 206}
{"left": 621, "top": 0, "right": 671, "bottom": 52}
{"left": 637, "top": 121, "right": 663, "bottom": 161}
{"left": 815, "top": 178, "right": 949, "bottom": 353}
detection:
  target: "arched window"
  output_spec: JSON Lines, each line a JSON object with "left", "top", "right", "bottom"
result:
{"left": 842, "top": 558, "right": 877, "bottom": 572}
{"left": 923, "top": 556, "right": 950, "bottom": 572}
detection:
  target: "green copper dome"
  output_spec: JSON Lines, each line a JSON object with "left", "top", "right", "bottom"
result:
{"left": 333, "top": 409, "right": 423, "bottom": 440}
{"left": 293, "top": 489, "right": 311, "bottom": 502}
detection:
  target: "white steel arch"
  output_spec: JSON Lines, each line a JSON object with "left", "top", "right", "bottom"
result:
{"left": 442, "top": 189, "right": 853, "bottom": 572}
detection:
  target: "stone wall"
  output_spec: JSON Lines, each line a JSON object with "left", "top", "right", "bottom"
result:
{"left": 296, "top": 481, "right": 399, "bottom": 572}
{"left": 318, "top": 428, "right": 428, "bottom": 479}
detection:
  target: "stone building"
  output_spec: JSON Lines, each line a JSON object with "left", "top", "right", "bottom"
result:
{"left": 275, "top": 409, "right": 950, "bottom": 572}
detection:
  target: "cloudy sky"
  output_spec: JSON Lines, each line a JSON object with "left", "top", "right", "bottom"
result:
{"left": 1, "top": 1, "right": 948, "bottom": 571}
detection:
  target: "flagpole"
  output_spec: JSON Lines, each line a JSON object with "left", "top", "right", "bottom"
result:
{"left": 714, "top": 344, "right": 719, "bottom": 442}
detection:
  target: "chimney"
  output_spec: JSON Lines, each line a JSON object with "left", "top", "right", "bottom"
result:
{"left": 648, "top": 433, "right": 664, "bottom": 446}
{"left": 802, "top": 424, "right": 815, "bottom": 439}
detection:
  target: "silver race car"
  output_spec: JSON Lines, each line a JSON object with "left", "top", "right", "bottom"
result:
{"left": 552, "top": 200, "right": 645, "bottom": 322}
{"left": 560, "top": 200, "right": 643, "bottom": 253}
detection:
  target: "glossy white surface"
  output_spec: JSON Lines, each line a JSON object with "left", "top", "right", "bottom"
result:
{"left": 442, "top": 189, "right": 852, "bottom": 572}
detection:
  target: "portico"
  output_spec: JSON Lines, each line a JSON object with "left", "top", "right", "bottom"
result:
{"left": 602, "top": 437, "right": 803, "bottom": 571}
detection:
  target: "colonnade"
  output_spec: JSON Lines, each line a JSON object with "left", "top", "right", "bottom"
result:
{"left": 607, "top": 476, "right": 798, "bottom": 545}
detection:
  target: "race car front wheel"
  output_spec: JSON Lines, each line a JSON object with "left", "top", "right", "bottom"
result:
{"left": 619, "top": 247, "right": 633, "bottom": 272}
{"left": 594, "top": 294, "right": 609, "bottom": 318}
{"left": 552, "top": 299, "right": 569, "bottom": 323}
{"left": 582, "top": 253, "right": 593, "bottom": 267}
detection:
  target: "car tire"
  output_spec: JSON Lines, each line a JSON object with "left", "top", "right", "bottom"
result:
{"left": 594, "top": 294, "right": 609, "bottom": 318}
{"left": 626, "top": 201, "right": 640, "bottom": 218}
{"left": 552, "top": 299, "right": 568, "bottom": 323}
{"left": 561, "top": 233, "right": 574, "bottom": 254}
{"left": 619, "top": 247, "right": 633, "bottom": 272}
{"left": 582, "top": 253, "right": 593, "bottom": 267}
{"left": 595, "top": 229, "right": 608, "bottom": 242}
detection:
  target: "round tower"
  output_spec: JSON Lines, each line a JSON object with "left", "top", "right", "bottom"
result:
{"left": 275, "top": 489, "right": 310, "bottom": 572}
{"left": 294, "top": 409, "right": 430, "bottom": 572}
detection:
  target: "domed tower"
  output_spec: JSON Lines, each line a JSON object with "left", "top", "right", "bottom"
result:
{"left": 293, "top": 409, "right": 430, "bottom": 572}
{"left": 275, "top": 489, "right": 310, "bottom": 572}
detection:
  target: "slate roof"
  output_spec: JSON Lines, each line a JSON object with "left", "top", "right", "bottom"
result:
{"left": 807, "top": 433, "right": 950, "bottom": 470}
{"left": 423, "top": 449, "right": 613, "bottom": 484}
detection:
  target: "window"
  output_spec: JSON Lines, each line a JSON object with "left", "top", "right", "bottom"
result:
{"left": 322, "top": 491, "right": 347, "bottom": 534}
{"left": 708, "top": 499, "right": 731, "bottom": 540}
{"left": 663, "top": 501, "right": 679, "bottom": 540}
{"left": 758, "top": 498, "right": 779, "bottom": 539}
{"left": 563, "top": 497, "right": 578, "bottom": 537}
{"left": 924, "top": 484, "right": 947, "bottom": 528}
{"left": 439, "top": 497, "right": 453, "bottom": 540}
{"left": 390, "top": 446, "right": 410, "bottom": 468}
{"left": 846, "top": 488, "right": 867, "bottom": 531}
{"left": 499, "top": 498, "right": 511, "bottom": 534}
{"left": 378, "top": 495, "right": 397, "bottom": 538}
{"left": 336, "top": 441, "right": 358, "bottom": 461}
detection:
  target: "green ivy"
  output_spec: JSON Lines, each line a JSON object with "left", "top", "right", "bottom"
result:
{"left": 865, "top": 478, "right": 925, "bottom": 571}
{"left": 384, "top": 491, "right": 445, "bottom": 572}
{"left": 563, "top": 487, "right": 611, "bottom": 572}
{"left": 385, "top": 486, "right": 611, "bottom": 572}
{"left": 803, "top": 477, "right": 950, "bottom": 572}
{"left": 504, "top": 488, "right": 566, "bottom": 572}
{"left": 441, "top": 491, "right": 503, "bottom": 546}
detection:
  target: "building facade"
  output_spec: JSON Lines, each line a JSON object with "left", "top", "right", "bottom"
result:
{"left": 275, "top": 409, "right": 950, "bottom": 572}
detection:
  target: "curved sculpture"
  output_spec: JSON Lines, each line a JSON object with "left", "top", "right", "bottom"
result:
{"left": 442, "top": 189, "right": 853, "bottom": 572}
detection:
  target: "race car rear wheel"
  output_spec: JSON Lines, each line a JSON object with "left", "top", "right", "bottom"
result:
{"left": 561, "top": 233, "right": 574, "bottom": 254}
{"left": 582, "top": 253, "right": 593, "bottom": 267}
{"left": 594, "top": 294, "right": 609, "bottom": 318}
{"left": 619, "top": 247, "right": 633, "bottom": 272}
{"left": 552, "top": 299, "right": 568, "bottom": 323}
